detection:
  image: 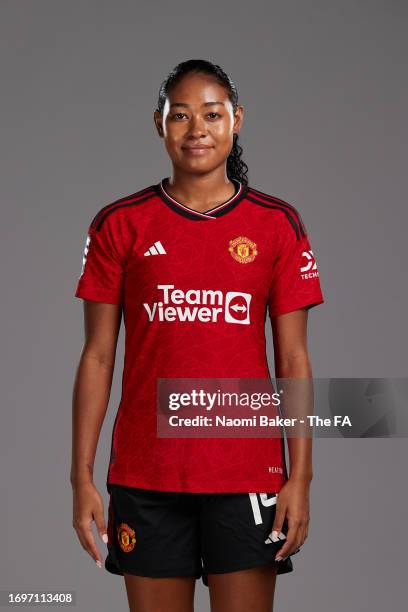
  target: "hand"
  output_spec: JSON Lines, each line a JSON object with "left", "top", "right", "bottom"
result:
{"left": 72, "top": 481, "right": 108, "bottom": 568}
{"left": 269, "top": 477, "right": 311, "bottom": 562}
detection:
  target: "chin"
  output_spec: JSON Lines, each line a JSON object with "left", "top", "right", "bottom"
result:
{"left": 181, "top": 160, "right": 214, "bottom": 172}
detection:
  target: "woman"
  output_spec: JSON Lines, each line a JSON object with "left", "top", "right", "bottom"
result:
{"left": 71, "top": 59, "right": 324, "bottom": 612}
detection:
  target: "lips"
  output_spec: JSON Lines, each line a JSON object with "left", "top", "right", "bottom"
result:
{"left": 182, "top": 145, "right": 213, "bottom": 150}
{"left": 182, "top": 145, "right": 214, "bottom": 156}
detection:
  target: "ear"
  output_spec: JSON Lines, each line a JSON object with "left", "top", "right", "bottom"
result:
{"left": 153, "top": 110, "right": 164, "bottom": 137}
{"left": 233, "top": 104, "right": 244, "bottom": 135}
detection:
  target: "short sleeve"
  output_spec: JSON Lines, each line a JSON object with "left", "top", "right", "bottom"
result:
{"left": 74, "top": 213, "right": 125, "bottom": 305}
{"left": 268, "top": 213, "right": 325, "bottom": 318}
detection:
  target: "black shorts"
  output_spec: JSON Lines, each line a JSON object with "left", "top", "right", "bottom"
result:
{"left": 105, "top": 485, "right": 296, "bottom": 587}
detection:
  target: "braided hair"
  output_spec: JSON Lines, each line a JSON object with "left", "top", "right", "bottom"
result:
{"left": 156, "top": 59, "right": 249, "bottom": 185}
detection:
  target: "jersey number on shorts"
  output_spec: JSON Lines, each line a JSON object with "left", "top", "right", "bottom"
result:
{"left": 248, "top": 493, "right": 277, "bottom": 525}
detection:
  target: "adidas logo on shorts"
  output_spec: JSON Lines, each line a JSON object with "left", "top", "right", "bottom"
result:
{"left": 144, "top": 241, "right": 166, "bottom": 256}
{"left": 264, "top": 531, "right": 287, "bottom": 544}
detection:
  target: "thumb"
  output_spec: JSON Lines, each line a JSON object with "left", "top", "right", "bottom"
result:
{"left": 94, "top": 508, "right": 108, "bottom": 544}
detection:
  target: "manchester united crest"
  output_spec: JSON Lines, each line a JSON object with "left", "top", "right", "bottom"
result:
{"left": 229, "top": 236, "right": 257, "bottom": 264}
{"left": 117, "top": 522, "right": 136, "bottom": 552}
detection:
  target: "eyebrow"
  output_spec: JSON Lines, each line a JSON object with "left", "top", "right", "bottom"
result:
{"left": 169, "top": 101, "right": 225, "bottom": 109}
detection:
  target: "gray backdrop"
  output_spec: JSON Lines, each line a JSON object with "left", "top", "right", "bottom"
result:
{"left": 1, "top": 0, "right": 407, "bottom": 610}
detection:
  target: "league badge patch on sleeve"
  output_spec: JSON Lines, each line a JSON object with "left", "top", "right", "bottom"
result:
{"left": 79, "top": 234, "right": 91, "bottom": 278}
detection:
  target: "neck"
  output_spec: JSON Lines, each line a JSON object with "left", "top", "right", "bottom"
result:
{"left": 164, "top": 168, "right": 237, "bottom": 213}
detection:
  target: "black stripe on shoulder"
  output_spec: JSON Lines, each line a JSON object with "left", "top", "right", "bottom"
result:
{"left": 247, "top": 194, "right": 302, "bottom": 240}
{"left": 90, "top": 186, "right": 155, "bottom": 227}
{"left": 90, "top": 186, "right": 156, "bottom": 231}
{"left": 248, "top": 187, "right": 307, "bottom": 232}
{"left": 247, "top": 188, "right": 307, "bottom": 240}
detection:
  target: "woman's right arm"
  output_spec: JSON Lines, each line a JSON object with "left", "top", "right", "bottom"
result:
{"left": 70, "top": 300, "right": 122, "bottom": 568}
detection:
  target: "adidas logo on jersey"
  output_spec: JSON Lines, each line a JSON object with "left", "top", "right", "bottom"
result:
{"left": 143, "top": 284, "right": 252, "bottom": 325}
{"left": 144, "top": 241, "right": 167, "bottom": 256}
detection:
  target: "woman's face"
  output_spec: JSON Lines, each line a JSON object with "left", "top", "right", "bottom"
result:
{"left": 154, "top": 72, "right": 244, "bottom": 175}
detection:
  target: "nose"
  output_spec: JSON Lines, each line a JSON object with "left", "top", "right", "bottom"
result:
{"left": 187, "top": 113, "right": 208, "bottom": 139}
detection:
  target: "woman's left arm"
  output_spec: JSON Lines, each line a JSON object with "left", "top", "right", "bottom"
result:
{"left": 269, "top": 307, "right": 314, "bottom": 562}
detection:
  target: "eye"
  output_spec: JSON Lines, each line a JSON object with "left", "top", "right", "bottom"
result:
{"left": 207, "top": 112, "right": 221, "bottom": 119}
{"left": 172, "top": 112, "right": 187, "bottom": 120}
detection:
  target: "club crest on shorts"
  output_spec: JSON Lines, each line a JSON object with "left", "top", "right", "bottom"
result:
{"left": 229, "top": 236, "right": 257, "bottom": 264}
{"left": 117, "top": 522, "right": 136, "bottom": 552}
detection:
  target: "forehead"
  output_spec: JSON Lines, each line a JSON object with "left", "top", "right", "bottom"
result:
{"left": 167, "top": 72, "right": 230, "bottom": 106}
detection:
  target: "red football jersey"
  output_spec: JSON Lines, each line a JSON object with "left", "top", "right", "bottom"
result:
{"left": 74, "top": 178, "right": 324, "bottom": 493}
